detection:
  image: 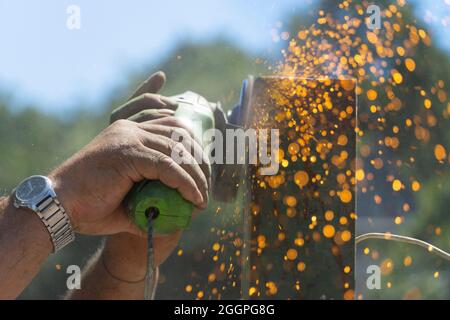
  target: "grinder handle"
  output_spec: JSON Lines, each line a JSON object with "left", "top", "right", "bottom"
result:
{"left": 126, "top": 180, "right": 193, "bottom": 234}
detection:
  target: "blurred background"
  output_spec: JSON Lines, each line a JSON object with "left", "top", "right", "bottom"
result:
{"left": 0, "top": 0, "right": 448, "bottom": 299}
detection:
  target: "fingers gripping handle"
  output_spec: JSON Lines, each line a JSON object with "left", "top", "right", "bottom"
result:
{"left": 125, "top": 90, "right": 216, "bottom": 234}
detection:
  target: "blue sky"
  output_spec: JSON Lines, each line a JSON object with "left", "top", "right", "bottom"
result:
{"left": 0, "top": 0, "right": 448, "bottom": 114}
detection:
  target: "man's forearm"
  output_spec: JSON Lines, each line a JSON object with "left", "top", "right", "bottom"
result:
{"left": 0, "top": 196, "right": 53, "bottom": 299}
{"left": 67, "top": 233, "right": 148, "bottom": 299}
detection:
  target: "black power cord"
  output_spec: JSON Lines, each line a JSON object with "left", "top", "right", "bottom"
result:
{"left": 144, "top": 208, "right": 158, "bottom": 300}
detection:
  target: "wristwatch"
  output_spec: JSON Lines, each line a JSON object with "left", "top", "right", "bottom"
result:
{"left": 13, "top": 175, "right": 75, "bottom": 253}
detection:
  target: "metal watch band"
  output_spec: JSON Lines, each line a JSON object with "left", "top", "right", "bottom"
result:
{"left": 36, "top": 195, "right": 75, "bottom": 253}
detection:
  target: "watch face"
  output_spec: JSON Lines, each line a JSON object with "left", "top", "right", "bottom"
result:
{"left": 15, "top": 175, "right": 49, "bottom": 203}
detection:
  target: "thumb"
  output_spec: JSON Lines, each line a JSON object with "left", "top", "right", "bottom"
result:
{"left": 129, "top": 71, "right": 166, "bottom": 99}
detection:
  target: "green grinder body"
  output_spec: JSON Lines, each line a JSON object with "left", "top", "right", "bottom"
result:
{"left": 126, "top": 91, "right": 215, "bottom": 235}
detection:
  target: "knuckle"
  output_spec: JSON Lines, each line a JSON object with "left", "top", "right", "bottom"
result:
{"left": 165, "top": 138, "right": 177, "bottom": 150}
{"left": 172, "top": 141, "right": 185, "bottom": 154}
{"left": 171, "top": 127, "right": 191, "bottom": 140}
{"left": 169, "top": 140, "right": 188, "bottom": 163}
{"left": 112, "top": 118, "right": 133, "bottom": 130}
{"left": 157, "top": 154, "right": 175, "bottom": 169}
{"left": 164, "top": 117, "right": 185, "bottom": 128}
{"left": 142, "top": 93, "right": 159, "bottom": 102}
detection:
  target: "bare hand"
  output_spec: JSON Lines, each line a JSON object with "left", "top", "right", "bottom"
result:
{"left": 50, "top": 114, "right": 209, "bottom": 235}
{"left": 98, "top": 71, "right": 208, "bottom": 278}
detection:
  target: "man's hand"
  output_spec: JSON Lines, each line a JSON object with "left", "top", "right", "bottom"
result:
{"left": 50, "top": 115, "right": 210, "bottom": 236}
{"left": 67, "top": 71, "right": 208, "bottom": 299}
